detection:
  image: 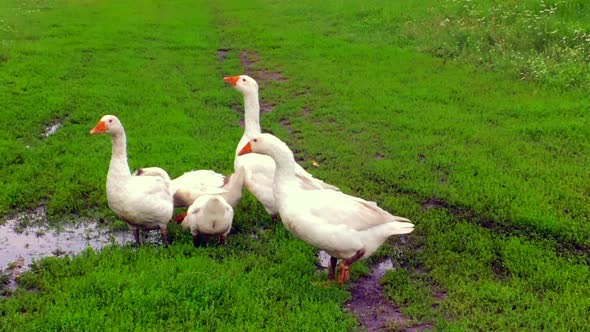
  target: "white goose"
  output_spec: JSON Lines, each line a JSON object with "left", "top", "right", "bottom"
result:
{"left": 224, "top": 75, "right": 338, "bottom": 220}
{"left": 134, "top": 166, "right": 245, "bottom": 209}
{"left": 219, "top": 166, "right": 246, "bottom": 209}
{"left": 132, "top": 167, "right": 223, "bottom": 207}
{"left": 174, "top": 195, "right": 234, "bottom": 247}
{"left": 90, "top": 115, "right": 173, "bottom": 246}
{"left": 238, "top": 133, "right": 414, "bottom": 283}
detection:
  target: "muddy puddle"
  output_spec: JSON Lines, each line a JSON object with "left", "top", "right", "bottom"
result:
{"left": 345, "top": 257, "right": 432, "bottom": 331}
{"left": 0, "top": 214, "right": 130, "bottom": 273}
{"left": 43, "top": 120, "right": 62, "bottom": 137}
{"left": 316, "top": 250, "right": 432, "bottom": 331}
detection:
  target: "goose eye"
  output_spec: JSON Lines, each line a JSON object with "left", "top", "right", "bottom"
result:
{"left": 108, "top": 119, "right": 113, "bottom": 123}
{"left": 253, "top": 139, "right": 258, "bottom": 142}
{"left": 242, "top": 78, "right": 246, "bottom": 82}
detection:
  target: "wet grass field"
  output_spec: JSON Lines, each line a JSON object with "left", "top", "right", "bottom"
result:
{"left": 1, "top": 0, "right": 589, "bottom": 330}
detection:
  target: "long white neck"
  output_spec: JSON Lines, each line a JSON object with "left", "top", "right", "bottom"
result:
{"left": 108, "top": 132, "right": 130, "bottom": 180}
{"left": 271, "top": 145, "right": 297, "bottom": 197}
{"left": 243, "top": 90, "right": 261, "bottom": 137}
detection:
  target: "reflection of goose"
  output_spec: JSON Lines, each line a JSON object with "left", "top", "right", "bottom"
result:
{"left": 90, "top": 115, "right": 173, "bottom": 246}
{"left": 224, "top": 75, "right": 338, "bottom": 220}
{"left": 238, "top": 134, "right": 414, "bottom": 283}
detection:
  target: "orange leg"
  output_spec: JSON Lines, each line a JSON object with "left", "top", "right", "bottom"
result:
{"left": 337, "top": 249, "right": 366, "bottom": 284}
{"left": 219, "top": 234, "right": 226, "bottom": 246}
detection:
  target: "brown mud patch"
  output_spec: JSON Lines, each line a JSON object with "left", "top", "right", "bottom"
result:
{"left": 217, "top": 48, "right": 230, "bottom": 62}
{"left": 375, "top": 152, "right": 385, "bottom": 159}
{"left": 240, "top": 50, "right": 259, "bottom": 68}
{"left": 239, "top": 50, "right": 288, "bottom": 84}
{"left": 343, "top": 258, "right": 433, "bottom": 331}
{"left": 303, "top": 107, "right": 312, "bottom": 117}
{"left": 260, "top": 101, "right": 275, "bottom": 113}
{"left": 278, "top": 118, "right": 292, "bottom": 133}
{"left": 421, "top": 197, "right": 449, "bottom": 210}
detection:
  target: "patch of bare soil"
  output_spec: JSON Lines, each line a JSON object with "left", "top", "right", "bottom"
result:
{"left": 217, "top": 48, "right": 230, "bottom": 62}
{"left": 239, "top": 50, "right": 288, "bottom": 84}
{"left": 421, "top": 197, "right": 449, "bottom": 210}
{"left": 278, "top": 118, "right": 292, "bottom": 133}
{"left": 344, "top": 258, "right": 433, "bottom": 331}
{"left": 375, "top": 152, "right": 385, "bottom": 159}
{"left": 260, "top": 101, "right": 275, "bottom": 113}
{"left": 302, "top": 107, "right": 312, "bottom": 117}
{"left": 240, "top": 50, "right": 259, "bottom": 68}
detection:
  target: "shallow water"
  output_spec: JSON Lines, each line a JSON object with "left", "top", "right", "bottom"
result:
{"left": 43, "top": 121, "right": 62, "bottom": 137}
{"left": 317, "top": 250, "right": 331, "bottom": 268}
{"left": 0, "top": 215, "right": 130, "bottom": 270}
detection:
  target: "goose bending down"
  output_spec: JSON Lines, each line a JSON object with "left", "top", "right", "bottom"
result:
{"left": 238, "top": 134, "right": 414, "bottom": 283}
{"left": 223, "top": 75, "right": 339, "bottom": 220}
{"left": 134, "top": 166, "right": 245, "bottom": 209}
{"left": 174, "top": 195, "right": 234, "bottom": 247}
{"left": 90, "top": 115, "right": 173, "bottom": 246}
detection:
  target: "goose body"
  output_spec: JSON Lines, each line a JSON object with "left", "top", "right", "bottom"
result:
{"left": 177, "top": 195, "right": 234, "bottom": 247}
{"left": 238, "top": 133, "right": 414, "bottom": 282}
{"left": 133, "top": 167, "right": 227, "bottom": 208}
{"left": 134, "top": 166, "right": 245, "bottom": 209}
{"left": 224, "top": 75, "right": 338, "bottom": 217}
{"left": 90, "top": 115, "right": 173, "bottom": 246}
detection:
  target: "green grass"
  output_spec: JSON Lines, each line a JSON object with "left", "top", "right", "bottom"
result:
{"left": 1, "top": 226, "right": 355, "bottom": 331}
{"left": 1, "top": 0, "right": 590, "bottom": 330}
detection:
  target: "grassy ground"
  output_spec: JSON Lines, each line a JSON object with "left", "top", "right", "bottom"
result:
{"left": 1, "top": 0, "right": 589, "bottom": 330}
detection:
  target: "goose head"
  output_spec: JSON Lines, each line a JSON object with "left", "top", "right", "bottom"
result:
{"left": 223, "top": 74, "right": 259, "bottom": 96}
{"left": 237, "top": 133, "right": 289, "bottom": 159}
{"left": 90, "top": 115, "right": 124, "bottom": 136}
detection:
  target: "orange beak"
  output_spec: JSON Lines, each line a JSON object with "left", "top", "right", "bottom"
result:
{"left": 90, "top": 121, "right": 106, "bottom": 134}
{"left": 174, "top": 212, "right": 187, "bottom": 224}
{"left": 223, "top": 76, "right": 240, "bottom": 87}
{"left": 237, "top": 142, "right": 252, "bottom": 156}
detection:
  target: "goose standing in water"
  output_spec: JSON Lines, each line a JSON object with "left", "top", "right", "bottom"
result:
{"left": 90, "top": 115, "right": 173, "bottom": 246}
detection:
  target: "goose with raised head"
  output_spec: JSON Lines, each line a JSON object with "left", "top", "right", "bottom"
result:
{"left": 90, "top": 115, "right": 173, "bottom": 246}
{"left": 224, "top": 75, "right": 338, "bottom": 220}
{"left": 237, "top": 133, "right": 414, "bottom": 283}
{"left": 174, "top": 195, "right": 234, "bottom": 247}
